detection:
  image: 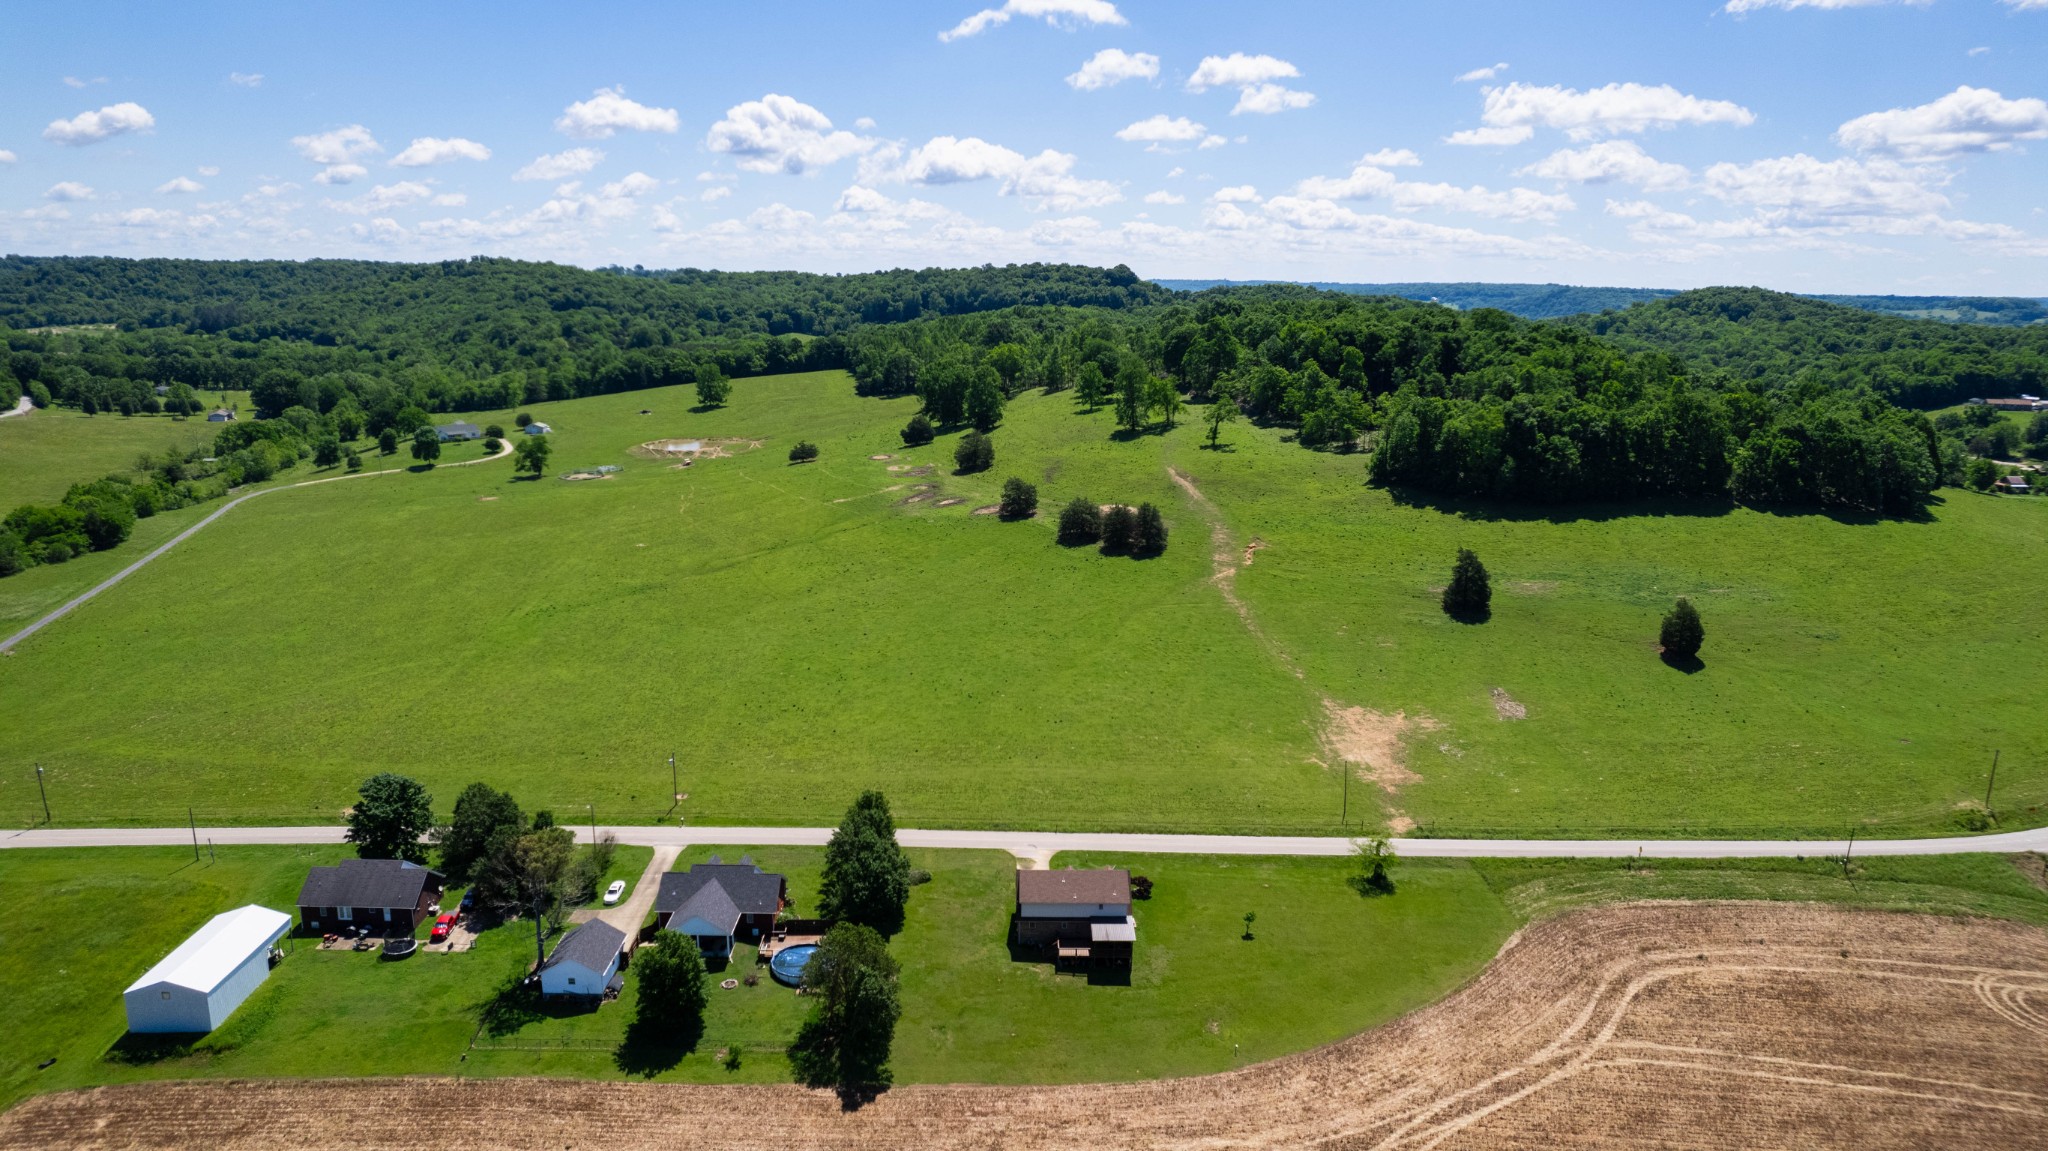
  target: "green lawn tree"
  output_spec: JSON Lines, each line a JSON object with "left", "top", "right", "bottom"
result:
{"left": 999, "top": 477, "right": 1038, "bottom": 520}
{"left": 965, "top": 370, "right": 1005, "bottom": 432}
{"left": 817, "top": 790, "right": 913, "bottom": 935}
{"left": 1441, "top": 548, "right": 1491, "bottom": 619}
{"left": 633, "top": 929, "right": 709, "bottom": 1040}
{"left": 433, "top": 782, "right": 524, "bottom": 883}
{"left": 901, "top": 413, "right": 935, "bottom": 446}
{"left": 1074, "top": 362, "right": 1110, "bottom": 410}
{"left": 313, "top": 437, "right": 343, "bottom": 468}
{"left": 954, "top": 430, "right": 994, "bottom": 474}
{"left": 1057, "top": 496, "right": 1103, "bottom": 545}
{"left": 377, "top": 427, "right": 399, "bottom": 455}
{"left": 1660, "top": 597, "right": 1705, "bottom": 661}
{"left": 1114, "top": 363, "right": 1150, "bottom": 431}
{"left": 788, "top": 922, "right": 902, "bottom": 1093}
{"left": 1100, "top": 504, "right": 1138, "bottom": 555}
{"left": 410, "top": 425, "right": 441, "bottom": 466}
{"left": 789, "top": 440, "right": 820, "bottom": 463}
{"left": 1133, "top": 502, "right": 1168, "bottom": 557}
{"left": 1351, "top": 836, "right": 1397, "bottom": 895}
{"left": 1203, "top": 398, "right": 1240, "bottom": 448}
{"left": 696, "top": 366, "right": 731, "bottom": 408}
{"left": 345, "top": 773, "right": 434, "bottom": 863}
{"left": 514, "top": 434, "right": 552, "bottom": 478}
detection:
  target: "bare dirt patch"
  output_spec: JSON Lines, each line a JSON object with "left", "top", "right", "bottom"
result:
{"left": 14, "top": 905, "right": 2043, "bottom": 1150}
{"left": 1509, "top": 581, "right": 1558, "bottom": 596}
{"left": 476, "top": 496, "right": 498, "bottom": 502}
{"left": 1241, "top": 538, "right": 1266, "bottom": 565}
{"left": 1491, "top": 687, "right": 1527, "bottom": 721}
{"left": 1319, "top": 699, "right": 1429, "bottom": 794}
{"left": 632, "top": 437, "right": 761, "bottom": 461}
{"left": 869, "top": 454, "right": 893, "bottom": 461}
{"left": 2014, "top": 854, "right": 2048, "bottom": 893}
{"left": 934, "top": 498, "right": 967, "bottom": 508}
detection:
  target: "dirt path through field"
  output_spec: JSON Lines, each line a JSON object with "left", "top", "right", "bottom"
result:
{"left": 12, "top": 903, "right": 2041, "bottom": 1150}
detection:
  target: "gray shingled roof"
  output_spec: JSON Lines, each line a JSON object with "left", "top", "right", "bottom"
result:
{"left": 654, "top": 863, "right": 784, "bottom": 923}
{"left": 671, "top": 883, "right": 741, "bottom": 934}
{"left": 540, "top": 920, "right": 626, "bottom": 975}
{"left": 296, "top": 858, "right": 444, "bottom": 911}
{"left": 1016, "top": 868, "right": 1131, "bottom": 906}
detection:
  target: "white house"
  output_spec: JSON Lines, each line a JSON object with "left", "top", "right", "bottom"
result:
{"left": 435, "top": 421, "right": 483, "bottom": 442}
{"left": 537, "top": 919, "right": 626, "bottom": 999}
{"left": 123, "top": 905, "right": 291, "bottom": 1033}
{"left": 524, "top": 422, "right": 553, "bottom": 435}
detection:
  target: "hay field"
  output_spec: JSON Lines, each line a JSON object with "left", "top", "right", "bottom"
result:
{"left": 7, "top": 902, "right": 2041, "bottom": 1150}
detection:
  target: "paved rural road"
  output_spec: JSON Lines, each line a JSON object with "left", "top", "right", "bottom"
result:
{"left": 0, "top": 434, "right": 516, "bottom": 655}
{"left": 7, "top": 822, "right": 2047, "bottom": 859}
{"left": 0, "top": 395, "right": 32, "bottom": 419}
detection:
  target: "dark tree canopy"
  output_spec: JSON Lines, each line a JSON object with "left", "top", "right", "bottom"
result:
{"left": 817, "top": 791, "right": 913, "bottom": 936}
{"left": 634, "top": 929, "right": 709, "bottom": 1038}
{"left": 434, "top": 782, "right": 523, "bottom": 883}
{"left": 1099, "top": 504, "right": 1138, "bottom": 556}
{"left": 954, "top": 430, "right": 994, "bottom": 474}
{"left": 788, "top": 440, "right": 820, "bottom": 463}
{"left": 1057, "top": 496, "right": 1103, "bottom": 545}
{"left": 1133, "top": 503, "right": 1168, "bottom": 558}
{"left": 1660, "top": 597, "right": 1705, "bottom": 660}
{"left": 345, "top": 773, "right": 434, "bottom": 863}
{"left": 1442, "top": 548, "right": 1491, "bottom": 619}
{"left": 999, "top": 477, "right": 1038, "bottom": 520}
{"left": 901, "top": 413, "right": 934, "bottom": 446}
{"left": 788, "top": 922, "right": 902, "bottom": 1092}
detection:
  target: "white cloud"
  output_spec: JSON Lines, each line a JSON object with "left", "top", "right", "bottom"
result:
{"left": 1068, "top": 48, "right": 1159, "bottom": 90}
{"left": 1359, "top": 148, "right": 1422, "bottom": 168}
{"left": 1385, "top": 181, "right": 1575, "bottom": 222}
{"left": 1144, "top": 190, "right": 1186, "bottom": 204}
{"left": 197, "top": 165, "right": 220, "bottom": 176}
{"left": 1186, "top": 53, "right": 1301, "bottom": 92}
{"left": 2002, "top": 0, "right": 2048, "bottom": 9}
{"left": 941, "top": 0, "right": 1125, "bottom": 41}
{"left": 1519, "top": 141, "right": 1691, "bottom": 190}
{"left": 514, "top": 148, "right": 604, "bottom": 181}
{"left": 44, "top": 182, "right": 95, "bottom": 201}
{"left": 0, "top": 150, "right": 16, "bottom": 165}
{"left": 1212, "top": 185, "right": 1262, "bottom": 202}
{"left": 1233, "top": 83, "right": 1316, "bottom": 115}
{"left": 314, "top": 164, "right": 368, "bottom": 185}
{"left": 292, "top": 125, "right": 381, "bottom": 164}
{"left": 705, "top": 94, "right": 872, "bottom": 174}
{"left": 855, "top": 116, "right": 878, "bottom": 130}
{"left": 43, "top": 102, "right": 155, "bottom": 145}
{"left": 1199, "top": 134, "right": 1228, "bottom": 149}
{"left": 601, "top": 172, "right": 660, "bottom": 199}
{"left": 433, "top": 193, "right": 467, "bottom": 207}
{"left": 1296, "top": 160, "right": 1402, "bottom": 200}
{"left": 1115, "top": 114, "right": 1207, "bottom": 143}
{"left": 62, "top": 76, "right": 105, "bottom": 89}
{"left": 1968, "top": 46, "right": 1991, "bottom": 56}
{"left": 155, "top": 176, "right": 204, "bottom": 194}
{"left": 229, "top": 72, "right": 263, "bottom": 88}
{"left": 891, "top": 136, "right": 1122, "bottom": 211}
{"left": 554, "top": 87, "right": 680, "bottom": 139}
{"left": 701, "top": 185, "right": 733, "bottom": 202}
{"left": 1447, "top": 81, "right": 1755, "bottom": 146}
{"left": 749, "top": 203, "right": 818, "bottom": 232}
{"left": 1457, "top": 63, "right": 1509, "bottom": 83}
{"left": 1166, "top": 166, "right": 1185, "bottom": 178}
{"left": 391, "top": 137, "right": 491, "bottom": 167}
{"left": 1724, "top": 0, "right": 1924, "bottom": 11}
{"left": 1702, "top": 153, "right": 1950, "bottom": 217}
{"left": 1251, "top": 195, "right": 1586, "bottom": 258}
{"left": 329, "top": 181, "right": 436, "bottom": 214}
{"left": 1836, "top": 86, "right": 2048, "bottom": 161}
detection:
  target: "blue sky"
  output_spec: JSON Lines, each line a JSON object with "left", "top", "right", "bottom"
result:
{"left": 3, "top": 0, "right": 2046, "bottom": 292}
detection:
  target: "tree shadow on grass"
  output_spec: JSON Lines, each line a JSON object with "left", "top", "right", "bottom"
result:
{"left": 1660, "top": 651, "right": 1706, "bottom": 674}
{"left": 1442, "top": 607, "right": 1491, "bottom": 626}
{"left": 614, "top": 1013, "right": 703, "bottom": 1078}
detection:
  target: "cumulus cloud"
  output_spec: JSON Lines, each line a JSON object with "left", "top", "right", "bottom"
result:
{"left": 0, "top": 150, "right": 16, "bottom": 165}
{"left": 1702, "top": 153, "right": 1950, "bottom": 218}
{"left": 229, "top": 72, "right": 263, "bottom": 87}
{"left": 1186, "top": 53, "right": 1300, "bottom": 91}
{"left": 44, "top": 182, "right": 95, "bottom": 201}
{"left": 887, "top": 135, "right": 1122, "bottom": 211}
{"left": 1457, "top": 63, "right": 1509, "bottom": 83}
{"left": 292, "top": 125, "right": 381, "bottom": 164}
{"left": 1144, "top": 190, "right": 1186, "bottom": 204}
{"left": 554, "top": 87, "right": 680, "bottom": 139}
{"left": 941, "top": 0, "right": 1125, "bottom": 41}
{"left": 1359, "top": 148, "right": 1422, "bottom": 168}
{"left": 1233, "top": 83, "right": 1315, "bottom": 115}
{"left": 1447, "top": 82, "right": 1755, "bottom": 146}
{"left": 155, "top": 176, "right": 204, "bottom": 194}
{"left": 514, "top": 148, "right": 604, "bottom": 181}
{"left": 44, "top": 102, "right": 155, "bottom": 145}
{"left": 705, "top": 94, "right": 872, "bottom": 174}
{"left": 328, "top": 181, "right": 437, "bottom": 214}
{"left": 701, "top": 185, "right": 732, "bottom": 202}
{"left": 1068, "top": 48, "right": 1159, "bottom": 90}
{"left": 391, "top": 137, "right": 492, "bottom": 167}
{"left": 1295, "top": 153, "right": 1574, "bottom": 221}
{"left": 314, "top": 164, "right": 368, "bottom": 185}
{"left": 1212, "top": 185, "right": 1262, "bottom": 202}
{"left": 1836, "top": 86, "right": 2048, "bottom": 161}
{"left": 1518, "top": 141, "right": 1691, "bottom": 190}
{"left": 1115, "top": 115, "right": 1207, "bottom": 145}
{"left": 197, "top": 165, "right": 220, "bottom": 176}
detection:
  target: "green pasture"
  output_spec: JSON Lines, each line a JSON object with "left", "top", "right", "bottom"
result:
{"left": 1, "top": 370, "right": 2044, "bottom": 837}
{"left": 0, "top": 406, "right": 226, "bottom": 510}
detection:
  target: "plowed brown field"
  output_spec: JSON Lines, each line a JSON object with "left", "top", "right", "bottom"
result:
{"left": 9, "top": 902, "right": 2046, "bottom": 1150}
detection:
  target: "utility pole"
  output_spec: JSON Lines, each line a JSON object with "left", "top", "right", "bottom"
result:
{"left": 1985, "top": 750, "right": 2000, "bottom": 818}
{"left": 588, "top": 803, "right": 596, "bottom": 848}
{"left": 189, "top": 807, "right": 200, "bottom": 861}
{"left": 34, "top": 763, "right": 50, "bottom": 824}
{"left": 1341, "top": 765, "right": 1349, "bottom": 828}
{"left": 670, "top": 752, "right": 678, "bottom": 804}
{"left": 1843, "top": 828, "right": 1855, "bottom": 880}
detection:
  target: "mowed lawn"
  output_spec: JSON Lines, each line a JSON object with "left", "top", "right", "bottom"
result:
{"left": 0, "top": 369, "right": 2044, "bottom": 836}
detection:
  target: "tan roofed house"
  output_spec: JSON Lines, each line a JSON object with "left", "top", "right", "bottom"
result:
{"left": 1014, "top": 867, "right": 1135, "bottom": 968}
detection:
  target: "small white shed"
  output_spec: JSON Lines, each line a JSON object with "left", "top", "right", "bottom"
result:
{"left": 538, "top": 920, "right": 626, "bottom": 999}
{"left": 123, "top": 905, "right": 291, "bottom": 1034}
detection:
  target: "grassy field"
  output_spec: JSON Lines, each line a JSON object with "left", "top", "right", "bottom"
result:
{"left": 0, "top": 396, "right": 248, "bottom": 509}
{"left": 1, "top": 370, "right": 2044, "bottom": 836}
{"left": 6, "top": 843, "right": 2043, "bottom": 1111}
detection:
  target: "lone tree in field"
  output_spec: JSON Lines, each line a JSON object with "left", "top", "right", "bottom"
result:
{"left": 1660, "top": 597, "right": 1705, "bottom": 661}
{"left": 411, "top": 425, "right": 442, "bottom": 466}
{"left": 345, "top": 773, "right": 434, "bottom": 863}
{"left": 818, "top": 790, "right": 913, "bottom": 935}
{"left": 954, "top": 430, "right": 994, "bottom": 474}
{"left": 515, "top": 412, "right": 533, "bottom": 428}
{"left": 1203, "top": 398, "right": 1240, "bottom": 449}
{"left": 789, "top": 922, "right": 902, "bottom": 1093}
{"left": 378, "top": 427, "right": 399, "bottom": 455}
{"left": 1441, "top": 548, "right": 1491, "bottom": 620}
{"left": 695, "top": 365, "right": 731, "bottom": 408}
{"left": 1351, "top": 835, "right": 1397, "bottom": 896}
{"left": 313, "top": 437, "right": 343, "bottom": 468}
{"left": 789, "top": 440, "right": 820, "bottom": 463}
{"left": 901, "top": 413, "right": 935, "bottom": 447}
{"left": 1057, "top": 496, "right": 1103, "bottom": 545}
{"left": 1099, "top": 504, "right": 1138, "bottom": 556}
{"left": 999, "top": 477, "right": 1038, "bottom": 520}
{"left": 633, "top": 929, "right": 708, "bottom": 1041}
{"left": 1074, "top": 362, "right": 1110, "bottom": 410}
{"left": 514, "top": 434, "right": 552, "bottom": 478}
{"left": 433, "top": 782, "right": 524, "bottom": 883}
{"left": 1133, "top": 503, "right": 1168, "bottom": 558}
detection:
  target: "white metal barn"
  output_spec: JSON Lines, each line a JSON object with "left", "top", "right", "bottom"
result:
{"left": 123, "top": 905, "right": 291, "bottom": 1034}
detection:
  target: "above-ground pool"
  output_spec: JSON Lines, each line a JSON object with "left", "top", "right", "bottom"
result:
{"left": 769, "top": 944, "right": 818, "bottom": 986}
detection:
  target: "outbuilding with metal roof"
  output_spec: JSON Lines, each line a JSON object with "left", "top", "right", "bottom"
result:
{"left": 122, "top": 905, "right": 291, "bottom": 1034}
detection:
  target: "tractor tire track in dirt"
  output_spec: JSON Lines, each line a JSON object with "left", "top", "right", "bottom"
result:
{"left": 8, "top": 903, "right": 2044, "bottom": 1150}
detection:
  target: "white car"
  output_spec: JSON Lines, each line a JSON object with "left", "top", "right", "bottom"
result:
{"left": 603, "top": 880, "right": 626, "bottom": 906}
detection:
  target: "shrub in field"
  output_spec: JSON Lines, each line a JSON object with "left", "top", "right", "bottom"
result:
{"left": 1350, "top": 836, "right": 1397, "bottom": 896}
{"left": 344, "top": 450, "right": 362, "bottom": 473}
{"left": 1442, "top": 548, "right": 1491, "bottom": 620}
{"left": 482, "top": 436, "right": 502, "bottom": 454}
{"left": 901, "top": 413, "right": 934, "bottom": 446}
{"left": 514, "top": 435, "right": 551, "bottom": 478}
{"left": 1660, "top": 597, "right": 1704, "bottom": 661}
{"left": 1133, "top": 502, "right": 1167, "bottom": 557}
{"left": 313, "top": 437, "right": 342, "bottom": 468}
{"left": 1057, "top": 496, "right": 1102, "bottom": 545}
{"left": 954, "top": 430, "right": 994, "bottom": 474}
{"left": 1100, "top": 504, "right": 1138, "bottom": 556}
{"left": 484, "top": 423, "right": 505, "bottom": 439}
{"left": 999, "top": 477, "right": 1038, "bottom": 520}
{"left": 789, "top": 440, "right": 820, "bottom": 463}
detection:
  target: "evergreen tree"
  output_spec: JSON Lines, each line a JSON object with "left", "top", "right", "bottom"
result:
{"left": 1057, "top": 496, "right": 1102, "bottom": 545}
{"left": 634, "top": 930, "right": 709, "bottom": 1037}
{"left": 817, "top": 791, "right": 913, "bottom": 935}
{"left": 1100, "top": 504, "right": 1138, "bottom": 555}
{"left": 788, "top": 922, "right": 901, "bottom": 1092}
{"left": 954, "top": 430, "right": 994, "bottom": 474}
{"left": 1133, "top": 502, "right": 1168, "bottom": 557}
{"left": 901, "top": 413, "right": 934, "bottom": 446}
{"left": 1660, "top": 597, "right": 1705, "bottom": 660}
{"left": 345, "top": 773, "right": 434, "bottom": 863}
{"left": 1441, "top": 548, "right": 1491, "bottom": 619}
{"left": 998, "top": 477, "right": 1038, "bottom": 520}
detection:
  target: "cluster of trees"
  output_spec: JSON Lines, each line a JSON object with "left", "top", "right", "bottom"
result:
{"left": 1056, "top": 498, "right": 1167, "bottom": 557}
{"left": 0, "top": 437, "right": 258, "bottom": 576}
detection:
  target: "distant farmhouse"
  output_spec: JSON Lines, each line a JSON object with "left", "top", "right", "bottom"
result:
{"left": 538, "top": 919, "right": 627, "bottom": 1000}
{"left": 654, "top": 857, "right": 786, "bottom": 957}
{"left": 1974, "top": 397, "right": 2046, "bottom": 412}
{"left": 524, "top": 421, "right": 553, "bottom": 435}
{"left": 206, "top": 409, "right": 235, "bottom": 422}
{"left": 435, "top": 421, "right": 483, "bottom": 442}
{"left": 1013, "top": 868, "right": 1136, "bottom": 969}
{"left": 296, "top": 858, "right": 445, "bottom": 937}
{"left": 124, "top": 905, "right": 290, "bottom": 1034}
{"left": 1995, "top": 475, "right": 2032, "bottom": 495}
